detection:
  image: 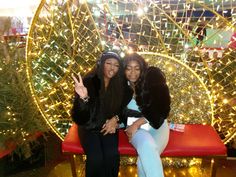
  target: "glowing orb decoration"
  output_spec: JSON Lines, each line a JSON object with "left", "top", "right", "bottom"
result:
{"left": 26, "top": 0, "right": 235, "bottom": 143}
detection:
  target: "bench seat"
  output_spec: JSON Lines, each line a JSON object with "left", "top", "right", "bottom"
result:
{"left": 62, "top": 124, "right": 227, "bottom": 177}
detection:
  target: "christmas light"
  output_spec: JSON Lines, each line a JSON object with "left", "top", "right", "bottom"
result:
{"left": 25, "top": 0, "right": 235, "bottom": 156}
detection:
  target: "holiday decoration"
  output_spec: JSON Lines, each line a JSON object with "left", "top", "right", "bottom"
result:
{"left": 26, "top": 0, "right": 235, "bottom": 149}
{"left": 0, "top": 16, "right": 47, "bottom": 152}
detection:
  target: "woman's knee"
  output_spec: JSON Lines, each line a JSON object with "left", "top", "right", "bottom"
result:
{"left": 139, "top": 140, "right": 157, "bottom": 153}
{"left": 131, "top": 130, "right": 147, "bottom": 143}
{"left": 132, "top": 131, "right": 156, "bottom": 149}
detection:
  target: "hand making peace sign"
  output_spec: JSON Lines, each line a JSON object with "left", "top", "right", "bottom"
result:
{"left": 72, "top": 73, "right": 88, "bottom": 99}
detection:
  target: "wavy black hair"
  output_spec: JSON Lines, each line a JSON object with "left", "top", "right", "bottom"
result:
{"left": 88, "top": 51, "right": 124, "bottom": 117}
{"left": 123, "top": 53, "right": 148, "bottom": 106}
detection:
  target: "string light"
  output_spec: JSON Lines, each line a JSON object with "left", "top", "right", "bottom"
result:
{"left": 25, "top": 0, "right": 236, "bottom": 168}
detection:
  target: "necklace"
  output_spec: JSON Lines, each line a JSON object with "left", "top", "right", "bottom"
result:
{"left": 133, "top": 93, "right": 136, "bottom": 99}
{"left": 128, "top": 81, "right": 137, "bottom": 99}
{"left": 132, "top": 86, "right": 136, "bottom": 99}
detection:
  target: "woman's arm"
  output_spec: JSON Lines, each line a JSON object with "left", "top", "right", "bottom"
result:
{"left": 71, "top": 76, "right": 92, "bottom": 125}
{"left": 125, "top": 117, "right": 147, "bottom": 141}
{"left": 71, "top": 93, "right": 91, "bottom": 125}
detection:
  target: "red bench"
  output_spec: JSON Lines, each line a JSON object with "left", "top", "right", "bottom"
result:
{"left": 62, "top": 124, "right": 226, "bottom": 177}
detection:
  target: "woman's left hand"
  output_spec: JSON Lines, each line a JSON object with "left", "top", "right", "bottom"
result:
{"left": 101, "top": 117, "right": 118, "bottom": 135}
{"left": 125, "top": 123, "right": 139, "bottom": 142}
{"left": 125, "top": 117, "right": 146, "bottom": 141}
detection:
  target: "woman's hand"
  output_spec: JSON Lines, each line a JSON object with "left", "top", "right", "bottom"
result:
{"left": 72, "top": 73, "right": 88, "bottom": 99}
{"left": 125, "top": 117, "right": 147, "bottom": 141}
{"left": 125, "top": 123, "right": 139, "bottom": 142}
{"left": 101, "top": 117, "right": 118, "bottom": 135}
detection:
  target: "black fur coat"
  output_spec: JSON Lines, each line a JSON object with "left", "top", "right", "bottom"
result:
{"left": 71, "top": 74, "right": 141, "bottom": 131}
{"left": 136, "top": 66, "right": 171, "bottom": 129}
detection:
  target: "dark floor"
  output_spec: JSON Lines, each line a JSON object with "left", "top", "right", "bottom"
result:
{"left": 1, "top": 132, "right": 236, "bottom": 177}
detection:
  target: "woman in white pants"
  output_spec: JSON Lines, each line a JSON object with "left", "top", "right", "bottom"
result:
{"left": 124, "top": 53, "right": 171, "bottom": 177}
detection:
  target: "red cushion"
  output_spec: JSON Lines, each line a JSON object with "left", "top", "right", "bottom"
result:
{"left": 162, "top": 124, "right": 226, "bottom": 156}
{"left": 62, "top": 124, "right": 226, "bottom": 157}
{"left": 118, "top": 129, "right": 137, "bottom": 155}
{"left": 62, "top": 124, "right": 84, "bottom": 154}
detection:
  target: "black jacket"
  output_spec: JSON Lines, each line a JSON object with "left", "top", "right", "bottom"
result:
{"left": 136, "top": 67, "right": 171, "bottom": 129}
{"left": 71, "top": 74, "right": 141, "bottom": 131}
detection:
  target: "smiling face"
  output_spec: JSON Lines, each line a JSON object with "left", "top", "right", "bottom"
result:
{"left": 125, "top": 60, "right": 141, "bottom": 84}
{"left": 103, "top": 58, "right": 120, "bottom": 80}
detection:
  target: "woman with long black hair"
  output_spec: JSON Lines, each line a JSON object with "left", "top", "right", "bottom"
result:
{"left": 71, "top": 51, "right": 138, "bottom": 177}
{"left": 124, "top": 53, "right": 171, "bottom": 177}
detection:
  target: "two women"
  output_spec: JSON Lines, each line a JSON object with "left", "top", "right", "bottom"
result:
{"left": 71, "top": 51, "right": 171, "bottom": 177}
{"left": 124, "top": 53, "right": 171, "bottom": 177}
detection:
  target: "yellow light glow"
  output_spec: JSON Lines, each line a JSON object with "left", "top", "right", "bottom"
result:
{"left": 25, "top": 0, "right": 236, "bottom": 146}
{"left": 223, "top": 99, "right": 228, "bottom": 104}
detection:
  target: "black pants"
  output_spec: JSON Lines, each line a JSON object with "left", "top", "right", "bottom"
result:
{"left": 78, "top": 127, "right": 120, "bottom": 177}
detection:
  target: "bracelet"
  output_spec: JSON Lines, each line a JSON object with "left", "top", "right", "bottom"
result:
{"left": 80, "top": 96, "right": 90, "bottom": 103}
{"left": 114, "top": 115, "right": 119, "bottom": 122}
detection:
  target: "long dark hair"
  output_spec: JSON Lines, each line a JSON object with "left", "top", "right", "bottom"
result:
{"left": 123, "top": 53, "right": 148, "bottom": 105}
{"left": 89, "top": 51, "right": 124, "bottom": 117}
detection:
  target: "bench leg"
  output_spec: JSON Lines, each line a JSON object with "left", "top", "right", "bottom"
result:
{"left": 211, "top": 156, "right": 227, "bottom": 177}
{"left": 69, "top": 154, "right": 77, "bottom": 177}
{"left": 211, "top": 158, "right": 219, "bottom": 177}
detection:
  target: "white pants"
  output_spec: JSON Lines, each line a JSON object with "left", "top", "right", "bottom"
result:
{"left": 131, "top": 120, "right": 169, "bottom": 177}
